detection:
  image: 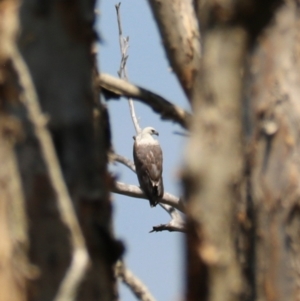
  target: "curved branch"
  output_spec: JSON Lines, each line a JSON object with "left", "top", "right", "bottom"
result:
{"left": 112, "top": 181, "right": 185, "bottom": 213}
{"left": 99, "top": 73, "right": 191, "bottom": 129}
{"left": 115, "top": 261, "right": 156, "bottom": 301}
{"left": 147, "top": 0, "right": 201, "bottom": 100}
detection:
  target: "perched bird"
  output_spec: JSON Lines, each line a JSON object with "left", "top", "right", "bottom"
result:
{"left": 133, "top": 127, "right": 164, "bottom": 207}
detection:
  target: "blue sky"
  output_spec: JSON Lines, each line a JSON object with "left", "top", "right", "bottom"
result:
{"left": 96, "top": 1, "right": 190, "bottom": 300}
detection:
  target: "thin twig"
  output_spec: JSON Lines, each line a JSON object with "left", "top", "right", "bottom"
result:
{"left": 11, "top": 48, "right": 89, "bottom": 301}
{"left": 99, "top": 73, "right": 191, "bottom": 129}
{"left": 115, "top": 261, "right": 157, "bottom": 301}
{"left": 115, "top": 3, "right": 141, "bottom": 134}
{"left": 113, "top": 181, "right": 185, "bottom": 213}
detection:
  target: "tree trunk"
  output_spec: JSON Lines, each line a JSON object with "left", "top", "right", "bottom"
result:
{"left": 183, "top": 1, "right": 300, "bottom": 301}
{"left": 245, "top": 2, "right": 300, "bottom": 300}
{"left": 0, "top": 0, "right": 121, "bottom": 300}
{"left": 183, "top": 15, "right": 246, "bottom": 301}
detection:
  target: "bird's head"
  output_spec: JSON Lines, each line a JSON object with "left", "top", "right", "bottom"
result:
{"left": 136, "top": 127, "right": 159, "bottom": 143}
{"left": 142, "top": 127, "right": 159, "bottom": 136}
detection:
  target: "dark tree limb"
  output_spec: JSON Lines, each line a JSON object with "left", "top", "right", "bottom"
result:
{"left": 99, "top": 73, "right": 191, "bottom": 129}
{"left": 150, "top": 224, "right": 185, "bottom": 233}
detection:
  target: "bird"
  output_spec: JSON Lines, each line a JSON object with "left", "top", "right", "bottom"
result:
{"left": 133, "top": 127, "right": 164, "bottom": 207}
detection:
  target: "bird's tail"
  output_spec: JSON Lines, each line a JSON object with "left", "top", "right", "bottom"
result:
{"left": 149, "top": 179, "right": 164, "bottom": 207}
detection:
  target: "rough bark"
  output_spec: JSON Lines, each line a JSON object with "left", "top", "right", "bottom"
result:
{"left": 12, "top": 0, "right": 121, "bottom": 300}
{"left": 184, "top": 1, "right": 300, "bottom": 301}
{"left": 245, "top": 2, "right": 300, "bottom": 300}
{"left": 183, "top": 2, "right": 248, "bottom": 301}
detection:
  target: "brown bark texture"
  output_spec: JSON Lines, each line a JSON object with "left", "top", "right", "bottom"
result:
{"left": 0, "top": 0, "right": 121, "bottom": 300}
{"left": 3, "top": 0, "right": 300, "bottom": 300}
{"left": 245, "top": 2, "right": 300, "bottom": 300}
{"left": 184, "top": 18, "right": 247, "bottom": 301}
{"left": 181, "top": 1, "right": 300, "bottom": 301}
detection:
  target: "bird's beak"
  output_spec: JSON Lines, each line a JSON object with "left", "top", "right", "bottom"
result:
{"left": 154, "top": 130, "right": 159, "bottom": 136}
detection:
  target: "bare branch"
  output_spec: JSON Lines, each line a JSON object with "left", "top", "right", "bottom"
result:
{"left": 110, "top": 152, "right": 136, "bottom": 173}
{"left": 128, "top": 98, "right": 141, "bottom": 134}
{"left": 115, "top": 3, "right": 141, "bottom": 134}
{"left": 115, "top": 3, "right": 123, "bottom": 43}
{"left": 150, "top": 204, "right": 186, "bottom": 233}
{"left": 112, "top": 181, "right": 185, "bottom": 213}
{"left": 10, "top": 48, "right": 89, "bottom": 301}
{"left": 99, "top": 73, "right": 191, "bottom": 129}
{"left": 148, "top": 0, "right": 201, "bottom": 100}
{"left": 115, "top": 3, "right": 128, "bottom": 80}
{"left": 115, "top": 261, "right": 157, "bottom": 301}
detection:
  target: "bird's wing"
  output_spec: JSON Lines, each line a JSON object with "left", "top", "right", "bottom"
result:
{"left": 133, "top": 142, "right": 164, "bottom": 206}
{"left": 134, "top": 143, "right": 163, "bottom": 183}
